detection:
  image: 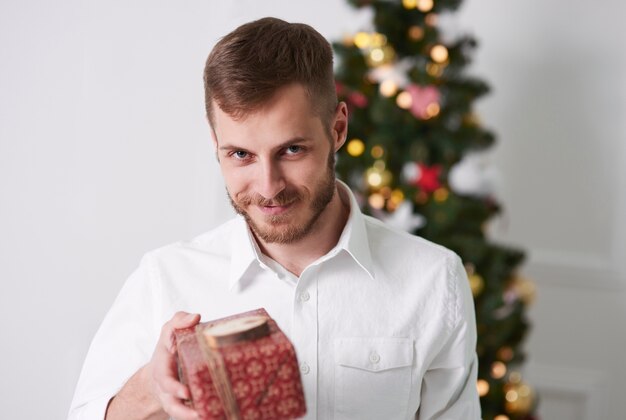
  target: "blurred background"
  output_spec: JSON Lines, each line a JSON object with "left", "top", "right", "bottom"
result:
{"left": 0, "top": 0, "right": 624, "bottom": 419}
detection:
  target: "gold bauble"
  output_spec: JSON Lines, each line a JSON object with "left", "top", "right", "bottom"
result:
{"left": 511, "top": 276, "right": 537, "bottom": 305}
{"left": 365, "top": 45, "right": 396, "bottom": 67}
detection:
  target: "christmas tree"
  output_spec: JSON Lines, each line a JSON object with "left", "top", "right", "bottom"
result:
{"left": 332, "top": 1, "right": 538, "bottom": 419}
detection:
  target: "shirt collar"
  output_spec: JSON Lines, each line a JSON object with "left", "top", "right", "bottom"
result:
{"left": 334, "top": 180, "right": 375, "bottom": 279}
{"left": 228, "top": 180, "right": 376, "bottom": 289}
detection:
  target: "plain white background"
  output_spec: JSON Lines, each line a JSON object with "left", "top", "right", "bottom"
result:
{"left": 1, "top": 1, "right": 624, "bottom": 419}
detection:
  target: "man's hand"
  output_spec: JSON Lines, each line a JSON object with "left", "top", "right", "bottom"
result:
{"left": 106, "top": 311, "right": 201, "bottom": 420}
{"left": 149, "top": 311, "right": 201, "bottom": 419}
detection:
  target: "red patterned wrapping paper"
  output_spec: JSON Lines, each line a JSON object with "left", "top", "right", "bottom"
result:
{"left": 175, "top": 308, "right": 306, "bottom": 419}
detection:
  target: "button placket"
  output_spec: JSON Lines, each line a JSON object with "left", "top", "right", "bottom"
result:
{"left": 291, "top": 269, "right": 318, "bottom": 418}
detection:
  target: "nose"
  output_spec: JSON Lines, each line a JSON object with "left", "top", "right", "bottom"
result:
{"left": 256, "top": 159, "right": 286, "bottom": 199}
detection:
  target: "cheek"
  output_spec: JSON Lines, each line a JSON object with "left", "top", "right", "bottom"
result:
{"left": 221, "top": 165, "right": 253, "bottom": 197}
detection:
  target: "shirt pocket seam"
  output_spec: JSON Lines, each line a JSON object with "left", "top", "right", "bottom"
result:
{"left": 334, "top": 337, "right": 413, "bottom": 372}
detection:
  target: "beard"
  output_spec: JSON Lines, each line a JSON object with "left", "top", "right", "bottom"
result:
{"left": 228, "top": 152, "right": 336, "bottom": 244}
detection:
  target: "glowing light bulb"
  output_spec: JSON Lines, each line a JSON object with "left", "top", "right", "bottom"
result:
{"left": 430, "top": 44, "right": 449, "bottom": 63}
{"left": 346, "top": 139, "right": 365, "bottom": 157}
{"left": 491, "top": 361, "right": 507, "bottom": 379}
{"left": 425, "top": 13, "right": 438, "bottom": 26}
{"left": 417, "top": 0, "right": 434, "bottom": 12}
{"left": 391, "top": 189, "right": 405, "bottom": 204}
{"left": 402, "top": 0, "right": 418, "bottom": 9}
{"left": 426, "top": 103, "right": 440, "bottom": 118}
{"left": 380, "top": 79, "right": 398, "bottom": 97}
{"left": 371, "top": 145, "right": 384, "bottom": 159}
{"left": 368, "top": 172, "right": 383, "bottom": 188}
{"left": 506, "top": 389, "right": 519, "bottom": 402}
{"left": 368, "top": 193, "right": 385, "bottom": 209}
{"left": 408, "top": 25, "right": 424, "bottom": 41}
{"left": 396, "top": 91, "right": 413, "bottom": 109}
{"left": 354, "top": 32, "right": 370, "bottom": 49}
{"left": 476, "top": 379, "right": 490, "bottom": 397}
{"left": 370, "top": 48, "right": 385, "bottom": 64}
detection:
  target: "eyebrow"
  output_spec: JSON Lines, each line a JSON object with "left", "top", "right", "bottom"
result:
{"left": 218, "top": 137, "right": 313, "bottom": 152}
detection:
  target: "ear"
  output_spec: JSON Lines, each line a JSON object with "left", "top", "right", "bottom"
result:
{"left": 331, "top": 102, "right": 349, "bottom": 153}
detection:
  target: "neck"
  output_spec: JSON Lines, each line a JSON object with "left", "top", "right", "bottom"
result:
{"left": 254, "top": 185, "right": 350, "bottom": 277}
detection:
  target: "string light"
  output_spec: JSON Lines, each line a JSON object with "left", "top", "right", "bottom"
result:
{"left": 494, "top": 416, "right": 510, "bottom": 420}
{"left": 402, "top": 0, "right": 418, "bottom": 9}
{"left": 491, "top": 361, "right": 507, "bottom": 379}
{"left": 371, "top": 145, "right": 385, "bottom": 158}
{"left": 417, "top": 0, "right": 434, "bottom": 12}
{"left": 368, "top": 171, "right": 383, "bottom": 188}
{"left": 426, "top": 103, "right": 440, "bottom": 118}
{"left": 346, "top": 139, "right": 365, "bottom": 157}
{"left": 370, "top": 48, "right": 385, "bottom": 63}
{"left": 368, "top": 193, "right": 385, "bottom": 209}
{"left": 425, "top": 13, "right": 438, "bottom": 26}
{"left": 380, "top": 79, "right": 398, "bottom": 97}
{"left": 497, "top": 347, "right": 514, "bottom": 362}
{"left": 396, "top": 91, "right": 413, "bottom": 109}
{"left": 430, "top": 44, "right": 449, "bottom": 63}
{"left": 354, "top": 32, "right": 371, "bottom": 49}
{"left": 476, "top": 379, "right": 490, "bottom": 397}
{"left": 391, "top": 189, "right": 405, "bottom": 204}
{"left": 373, "top": 159, "right": 386, "bottom": 171}
{"left": 408, "top": 26, "right": 424, "bottom": 41}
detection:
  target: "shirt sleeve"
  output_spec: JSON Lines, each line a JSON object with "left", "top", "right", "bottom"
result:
{"left": 68, "top": 254, "right": 161, "bottom": 420}
{"left": 417, "top": 254, "right": 481, "bottom": 419}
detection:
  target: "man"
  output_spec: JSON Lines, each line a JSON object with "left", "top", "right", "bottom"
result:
{"left": 69, "top": 17, "right": 480, "bottom": 420}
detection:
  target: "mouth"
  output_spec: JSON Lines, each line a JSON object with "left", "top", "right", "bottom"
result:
{"left": 257, "top": 200, "right": 296, "bottom": 216}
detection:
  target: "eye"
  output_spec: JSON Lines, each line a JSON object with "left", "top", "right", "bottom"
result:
{"left": 232, "top": 150, "right": 249, "bottom": 159}
{"left": 285, "top": 145, "right": 303, "bottom": 155}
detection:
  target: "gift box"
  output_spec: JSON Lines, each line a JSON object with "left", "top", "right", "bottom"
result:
{"left": 175, "top": 308, "right": 306, "bottom": 419}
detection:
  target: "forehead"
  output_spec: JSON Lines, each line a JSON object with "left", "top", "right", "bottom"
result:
{"left": 212, "top": 84, "right": 324, "bottom": 148}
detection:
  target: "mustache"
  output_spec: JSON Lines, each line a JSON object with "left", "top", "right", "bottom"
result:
{"left": 237, "top": 190, "right": 301, "bottom": 207}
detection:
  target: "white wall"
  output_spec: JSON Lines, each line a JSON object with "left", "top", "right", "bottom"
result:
{"left": 456, "top": 1, "right": 626, "bottom": 419}
{"left": 1, "top": 1, "right": 624, "bottom": 419}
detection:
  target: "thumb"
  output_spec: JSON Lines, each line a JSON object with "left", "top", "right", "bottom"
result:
{"left": 171, "top": 311, "right": 201, "bottom": 329}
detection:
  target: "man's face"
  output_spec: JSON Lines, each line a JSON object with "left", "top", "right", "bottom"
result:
{"left": 212, "top": 84, "right": 347, "bottom": 244}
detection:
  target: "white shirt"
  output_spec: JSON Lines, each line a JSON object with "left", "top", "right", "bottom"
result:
{"left": 69, "top": 183, "right": 480, "bottom": 419}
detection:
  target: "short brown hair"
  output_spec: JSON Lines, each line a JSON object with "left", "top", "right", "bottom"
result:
{"left": 204, "top": 17, "right": 337, "bottom": 130}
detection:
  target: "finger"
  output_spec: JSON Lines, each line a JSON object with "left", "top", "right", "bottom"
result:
{"left": 159, "top": 312, "right": 201, "bottom": 353}
{"left": 162, "top": 394, "right": 199, "bottom": 420}
{"left": 170, "top": 311, "right": 201, "bottom": 329}
{"left": 158, "top": 374, "right": 190, "bottom": 400}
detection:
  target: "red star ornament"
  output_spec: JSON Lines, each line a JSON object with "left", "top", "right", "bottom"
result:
{"left": 415, "top": 163, "right": 442, "bottom": 193}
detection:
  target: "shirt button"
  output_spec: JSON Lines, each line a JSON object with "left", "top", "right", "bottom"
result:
{"left": 300, "top": 362, "right": 310, "bottom": 375}
{"left": 369, "top": 352, "right": 380, "bottom": 364}
{"left": 299, "top": 291, "right": 310, "bottom": 302}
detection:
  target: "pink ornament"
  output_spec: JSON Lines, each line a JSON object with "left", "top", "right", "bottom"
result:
{"left": 406, "top": 84, "right": 440, "bottom": 119}
{"left": 348, "top": 91, "right": 368, "bottom": 108}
